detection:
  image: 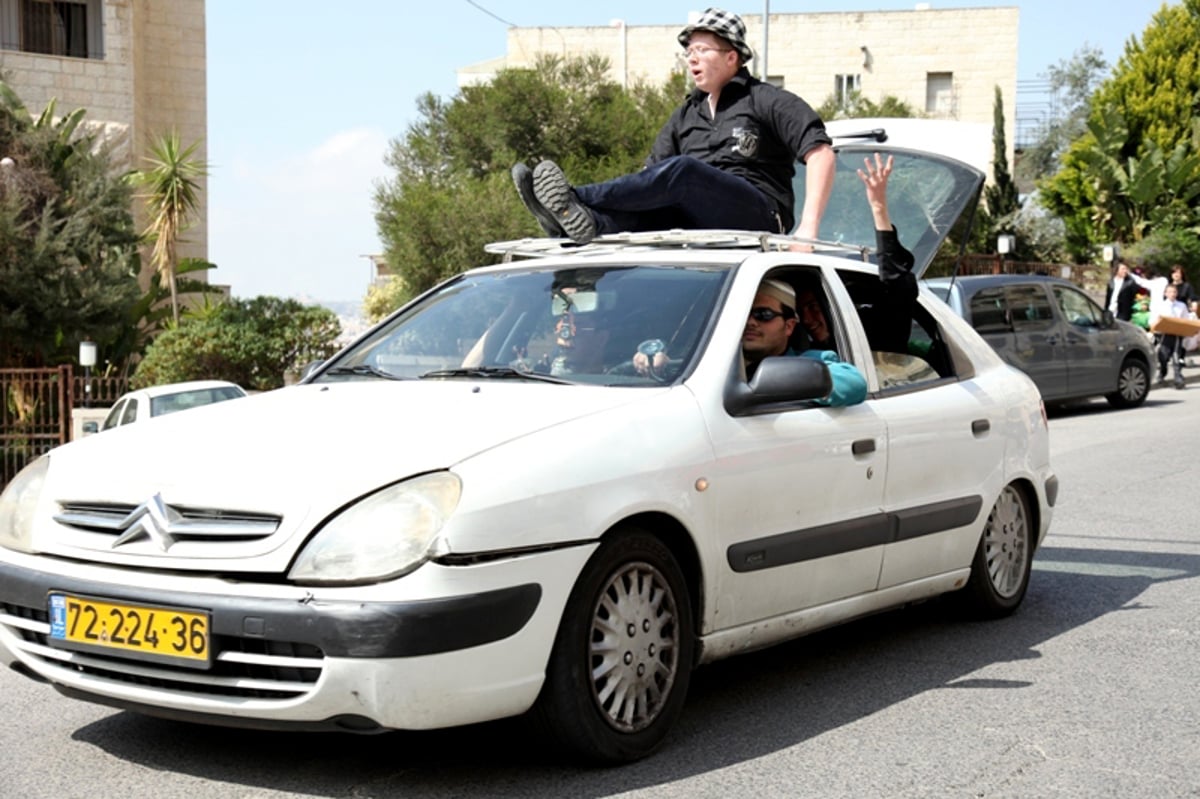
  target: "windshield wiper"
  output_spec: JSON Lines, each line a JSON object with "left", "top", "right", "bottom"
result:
{"left": 419, "top": 367, "right": 570, "bottom": 384}
{"left": 323, "top": 364, "right": 404, "bottom": 380}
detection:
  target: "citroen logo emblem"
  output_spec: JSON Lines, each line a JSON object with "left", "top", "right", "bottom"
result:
{"left": 111, "top": 493, "right": 178, "bottom": 552}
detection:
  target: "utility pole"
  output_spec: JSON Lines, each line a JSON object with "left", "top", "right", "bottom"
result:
{"left": 760, "top": 0, "right": 770, "bottom": 81}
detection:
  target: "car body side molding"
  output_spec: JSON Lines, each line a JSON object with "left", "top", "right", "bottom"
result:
{"left": 726, "top": 495, "right": 983, "bottom": 572}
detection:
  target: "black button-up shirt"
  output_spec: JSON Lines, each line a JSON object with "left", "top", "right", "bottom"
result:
{"left": 646, "top": 68, "right": 831, "bottom": 231}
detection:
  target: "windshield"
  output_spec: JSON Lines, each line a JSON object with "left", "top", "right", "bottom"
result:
{"left": 320, "top": 264, "right": 729, "bottom": 385}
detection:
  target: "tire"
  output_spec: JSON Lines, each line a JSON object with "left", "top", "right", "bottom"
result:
{"left": 960, "top": 484, "right": 1033, "bottom": 618}
{"left": 1106, "top": 356, "right": 1150, "bottom": 408}
{"left": 532, "top": 527, "right": 694, "bottom": 764}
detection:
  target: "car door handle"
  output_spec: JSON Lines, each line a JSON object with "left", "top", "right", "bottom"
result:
{"left": 972, "top": 419, "right": 990, "bottom": 436}
{"left": 852, "top": 438, "right": 876, "bottom": 455}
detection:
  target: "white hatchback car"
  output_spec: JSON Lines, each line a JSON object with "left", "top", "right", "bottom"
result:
{"left": 100, "top": 380, "right": 248, "bottom": 430}
{"left": 0, "top": 121, "right": 1056, "bottom": 764}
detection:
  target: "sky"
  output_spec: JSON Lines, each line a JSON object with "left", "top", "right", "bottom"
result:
{"left": 205, "top": 0, "right": 1174, "bottom": 304}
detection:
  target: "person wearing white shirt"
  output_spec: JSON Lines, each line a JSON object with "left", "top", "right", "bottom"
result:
{"left": 1152, "top": 283, "right": 1191, "bottom": 389}
{"left": 1105, "top": 261, "right": 1157, "bottom": 321}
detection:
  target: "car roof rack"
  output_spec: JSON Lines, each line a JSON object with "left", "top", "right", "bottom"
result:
{"left": 484, "top": 229, "right": 873, "bottom": 262}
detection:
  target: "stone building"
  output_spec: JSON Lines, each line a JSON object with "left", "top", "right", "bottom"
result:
{"left": 459, "top": 6, "right": 1018, "bottom": 170}
{"left": 0, "top": 0, "right": 208, "bottom": 284}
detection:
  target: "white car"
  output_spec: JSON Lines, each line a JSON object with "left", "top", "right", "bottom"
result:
{"left": 0, "top": 121, "right": 1056, "bottom": 764}
{"left": 100, "top": 380, "right": 248, "bottom": 430}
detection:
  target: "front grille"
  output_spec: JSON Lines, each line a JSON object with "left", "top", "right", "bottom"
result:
{"left": 55, "top": 501, "right": 281, "bottom": 544}
{"left": 1, "top": 602, "right": 323, "bottom": 700}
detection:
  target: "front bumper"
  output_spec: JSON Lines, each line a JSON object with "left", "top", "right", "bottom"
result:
{"left": 0, "top": 544, "right": 595, "bottom": 731}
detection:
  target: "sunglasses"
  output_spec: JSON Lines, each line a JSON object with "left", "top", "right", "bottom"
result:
{"left": 749, "top": 306, "right": 792, "bottom": 322}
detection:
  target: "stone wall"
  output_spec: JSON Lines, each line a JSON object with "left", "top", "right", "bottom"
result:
{"left": 466, "top": 7, "right": 1018, "bottom": 171}
{"left": 0, "top": 0, "right": 208, "bottom": 281}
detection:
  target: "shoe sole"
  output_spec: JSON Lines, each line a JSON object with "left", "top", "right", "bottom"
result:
{"left": 511, "top": 164, "right": 565, "bottom": 238}
{"left": 533, "top": 161, "right": 597, "bottom": 244}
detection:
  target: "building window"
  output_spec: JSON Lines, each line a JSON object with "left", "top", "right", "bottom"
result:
{"left": 835, "top": 73, "right": 861, "bottom": 109}
{"left": 926, "top": 72, "right": 956, "bottom": 117}
{"left": 0, "top": 0, "right": 103, "bottom": 59}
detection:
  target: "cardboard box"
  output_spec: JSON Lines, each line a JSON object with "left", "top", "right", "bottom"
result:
{"left": 1150, "top": 316, "right": 1200, "bottom": 336}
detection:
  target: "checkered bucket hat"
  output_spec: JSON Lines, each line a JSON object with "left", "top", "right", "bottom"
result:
{"left": 678, "top": 7, "right": 753, "bottom": 62}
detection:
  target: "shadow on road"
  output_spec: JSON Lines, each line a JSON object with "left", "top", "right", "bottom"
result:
{"left": 69, "top": 545, "right": 1199, "bottom": 797}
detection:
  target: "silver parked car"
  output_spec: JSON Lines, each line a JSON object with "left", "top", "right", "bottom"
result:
{"left": 925, "top": 274, "right": 1154, "bottom": 408}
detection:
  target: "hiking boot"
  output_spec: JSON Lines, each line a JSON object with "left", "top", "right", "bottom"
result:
{"left": 512, "top": 163, "right": 565, "bottom": 238}
{"left": 533, "top": 160, "right": 597, "bottom": 244}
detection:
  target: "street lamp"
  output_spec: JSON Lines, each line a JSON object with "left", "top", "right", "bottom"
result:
{"left": 79, "top": 340, "right": 97, "bottom": 408}
{"left": 996, "top": 233, "right": 1016, "bottom": 274}
{"left": 1102, "top": 243, "right": 1120, "bottom": 270}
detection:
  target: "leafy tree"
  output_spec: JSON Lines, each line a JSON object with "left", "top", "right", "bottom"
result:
{"left": 1039, "top": 0, "right": 1200, "bottom": 259}
{"left": 1015, "top": 45, "right": 1108, "bottom": 187}
{"left": 815, "top": 90, "right": 918, "bottom": 121}
{"left": 1124, "top": 217, "right": 1200, "bottom": 272}
{"left": 132, "top": 297, "right": 341, "bottom": 391}
{"left": 980, "top": 86, "right": 1021, "bottom": 250}
{"left": 0, "top": 81, "right": 141, "bottom": 368}
{"left": 1041, "top": 107, "right": 1200, "bottom": 257}
{"left": 104, "top": 257, "right": 223, "bottom": 377}
{"left": 133, "top": 130, "right": 207, "bottom": 325}
{"left": 374, "top": 56, "right": 686, "bottom": 310}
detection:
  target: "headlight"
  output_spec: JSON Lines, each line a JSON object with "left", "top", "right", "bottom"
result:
{"left": 0, "top": 456, "right": 49, "bottom": 553}
{"left": 288, "top": 471, "right": 462, "bottom": 585}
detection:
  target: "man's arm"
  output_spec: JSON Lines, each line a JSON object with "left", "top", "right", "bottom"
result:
{"left": 795, "top": 143, "right": 835, "bottom": 242}
{"left": 857, "top": 154, "right": 917, "bottom": 352}
{"left": 800, "top": 349, "right": 867, "bottom": 407}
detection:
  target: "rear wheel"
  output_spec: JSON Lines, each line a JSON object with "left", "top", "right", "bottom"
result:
{"left": 961, "top": 484, "right": 1033, "bottom": 618}
{"left": 1107, "top": 357, "right": 1150, "bottom": 408}
{"left": 532, "top": 527, "right": 694, "bottom": 764}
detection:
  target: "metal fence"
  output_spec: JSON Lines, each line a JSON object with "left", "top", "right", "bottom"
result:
{"left": 955, "top": 256, "right": 1106, "bottom": 293}
{"left": 1, "top": 366, "right": 73, "bottom": 486}
{"left": 0, "top": 368, "right": 129, "bottom": 488}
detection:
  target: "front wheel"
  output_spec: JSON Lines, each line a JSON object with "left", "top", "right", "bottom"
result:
{"left": 960, "top": 484, "right": 1033, "bottom": 618}
{"left": 1106, "top": 357, "right": 1150, "bottom": 408}
{"left": 532, "top": 527, "right": 694, "bottom": 764}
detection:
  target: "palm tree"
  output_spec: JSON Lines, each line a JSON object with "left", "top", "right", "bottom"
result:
{"left": 134, "top": 131, "right": 207, "bottom": 325}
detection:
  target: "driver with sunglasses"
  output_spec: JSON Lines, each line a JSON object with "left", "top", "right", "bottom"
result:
{"left": 633, "top": 277, "right": 867, "bottom": 407}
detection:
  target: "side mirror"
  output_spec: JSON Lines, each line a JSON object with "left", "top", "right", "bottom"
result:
{"left": 1101, "top": 309, "right": 1115, "bottom": 328}
{"left": 82, "top": 421, "right": 99, "bottom": 435}
{"left": 724, "top": 356, "right": 833, "bottom": 415}
{"left": 300, "top": 360, "right": 325, "bottom": 381}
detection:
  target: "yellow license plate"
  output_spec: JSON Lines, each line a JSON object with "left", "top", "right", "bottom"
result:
{"left": 48, "top": 593, "right": 210, "bottom": 668}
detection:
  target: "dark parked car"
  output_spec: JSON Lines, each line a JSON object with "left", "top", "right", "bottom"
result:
{"left": 925, "top": 274, "right": 1154, "bottom": 408}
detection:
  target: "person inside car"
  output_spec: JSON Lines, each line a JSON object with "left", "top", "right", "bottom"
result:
{"left": 634, "top": 277, "right": 867, "bottom": 406}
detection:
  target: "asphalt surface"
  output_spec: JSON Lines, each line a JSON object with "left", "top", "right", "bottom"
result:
{"left": 2, "top": 385, "right": 1199, "bottom": 798}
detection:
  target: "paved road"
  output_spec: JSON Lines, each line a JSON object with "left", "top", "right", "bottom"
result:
{"left": 2, "top": 388, "right": 1199, "bottom": 798}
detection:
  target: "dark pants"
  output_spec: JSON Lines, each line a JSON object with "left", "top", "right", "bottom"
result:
{"left": 1157, "top": 334, "right": 1185, "bottom": 385}
{"left": 574, "top": 156, "right": 782, "bottom": 235}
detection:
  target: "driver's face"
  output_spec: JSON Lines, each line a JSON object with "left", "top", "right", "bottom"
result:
{"left": 742, "top": 291, "right": 796, "bottom": 359}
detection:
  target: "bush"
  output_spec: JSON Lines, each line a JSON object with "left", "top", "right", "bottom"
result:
{"left": 133, "top": 297, "right": 341, "bottom": 390}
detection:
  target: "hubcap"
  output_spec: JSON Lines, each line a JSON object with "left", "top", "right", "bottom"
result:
{"left": 588, "top": 561, "right": 679, "bottom": 732}
{"left": 984, "top": 486, "right": 1029, "bottom": 599}
{"left": 1121, "top": 365, "right": 1147, "bottom": 400}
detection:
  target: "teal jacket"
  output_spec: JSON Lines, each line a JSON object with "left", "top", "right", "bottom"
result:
{"left": 794, "top": 348, "right": 867, "bottom": 407}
